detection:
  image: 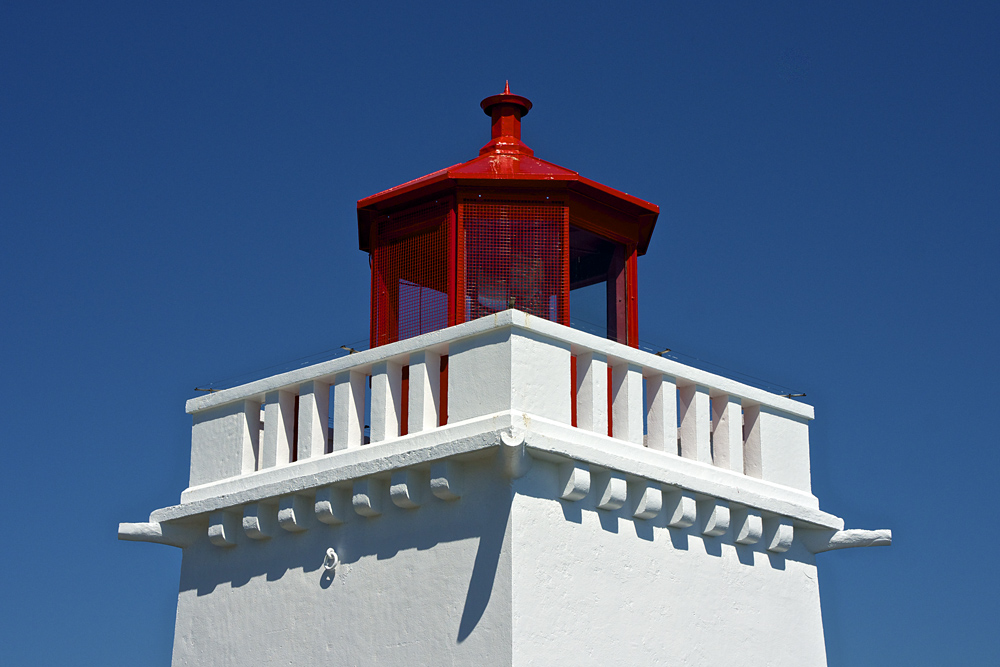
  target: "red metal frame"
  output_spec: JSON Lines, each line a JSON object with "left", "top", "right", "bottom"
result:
{"left": 439, "top": 356, "right": 449, "bottom": 426}
{"left": 360, "top": 87, "right": 658, "bottom": 349}
{"left": 626, "top": 243, "right": 639, "bottom": 347}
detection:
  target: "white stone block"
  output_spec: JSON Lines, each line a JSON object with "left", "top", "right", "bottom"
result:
{"left": 644, "top": 373, "right": 677, "bottom": 453}
{"left": 408, "top": 351, "right": 441, "bottom": 434}
{"left": 352, "top": 479, "right": 384, "bottom": 518}
{"left": 390, "top": 469, "right": 425, "bottom": 509}
{"left": 732, "top": 508, "right": 763, "bottom": 545}
{"left": 189, "top": 399, "right": 259, "bottom": 486}
{"left": 510, "top": 330, "right": 571, "bottom": 424}
{"left": 699, "top": 500, "right": 730, "bottom": 537}
{"left": 261, "top": 389, "right": 295, "bottom": 468}
{"left": 629, "top": 482, "right": 663, "bottom": 520}
{"left": 558, "top": 462, "right": 591, "bottom": 502}
{"left": 333, "top": 370, "right": 366, "bottom": 451}
{"left": 117, "top": 522, "right": 199, "bottom": 548}
{"left": 663, "top": 488, "right": 697, "bottom": 528}
{"left": 611, "top": 362, "right": 644, "bottom": 445}
{"left": 678, "top": 384, "right": 711, "bottom": 463}
{"left": 430, "top": 461, "right": 462, "bottom": 501}
{"left": 447, "top": 327, "right": 570, "bottom": 425}
{"left": 447, "top": 328, "right": 512, "bottom": 422}
{"left": 499, "top": 431, "right": 531, "bottom": 479}
{"left": 711, "top": 393, "right": 743, "bottom": 473}
{"left": 765, "top": 518, "right": 794, "bottom": 553}
{"left": 277, "top": 494, "right": 311, "bottom": 532}
{"left": 296, "top": 380, "right": 329, "bottom": 460}
{"left": 742, "top": 403, "right": 762, "bottom": 478}
{"left": 576, "top": 351, "right": 608, "bottom": 435}
{"left": 208, "top": 511, "right": 239, "bottom": 547}
{"left": 314, "top": 486, "right": 349, "bottom": 525}
{"left": 758, "top": 407, "right": 812, "bottom": 492}
{"left": 593, "top": 471, "right": 627, "bottom": 511}
{"left": 242, "top": 503, "right": 276, "bottom": 540}
{"left": 370, "top": 360, "right": 402, "bottom": 443}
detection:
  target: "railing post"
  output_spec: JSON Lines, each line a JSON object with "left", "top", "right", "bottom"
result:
{"left": 644, "top": 374, "right": 677, "bottom": 453}
{"left": 742, "top": 402, "right": 762, "bottom": 478}
{"left": 678, "top": 383, "right": 711, "bottom": 463}
{"left": 711, "top": 393, "right": 743, "bottom": 473}
{"left": 611, "top": 362, "right": 644, "bottom": 445}
{"left": 332, "top": 370, "right": 366, "bottom": 450}
{"left": 576, "top": 351, "right": 608, "bottom": 435}
{"left": 296, "top": 381, "right": 329, "bottom": 460}
{"left": 241, "top": 400, "right": 262, "bottom": 473}
{"left": 370, "top": 360, "right": 402, "bottom": 443}
{"left": 261, "top": 390, "right": 295, "bottom": 468}
{"left": 408, "top": 351, "right": 441, "bottom": 434}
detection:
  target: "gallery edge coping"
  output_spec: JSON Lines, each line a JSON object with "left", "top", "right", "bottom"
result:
{"left": 185, "top": 310, "right": 814, "bottom": 421}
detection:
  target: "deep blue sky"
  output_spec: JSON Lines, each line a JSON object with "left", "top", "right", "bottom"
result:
{"left": 2, "top": 2, "right": 997, "bottom": 664}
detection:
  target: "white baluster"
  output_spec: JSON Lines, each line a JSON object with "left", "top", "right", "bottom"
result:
{"left": 611, "top": 362, "right": 643, "bottom": 445}
{"left": 297, "top": 381, "right": 329, "bottom": 460}
{"left": 576, "top": 351, "right": 608, "bottom": 435}
{"left": 261, "top": 389, "right": 295, "bottom": 468}
{"left": 370, "top": 360, "right": 402, "bottom": 443}
{"left": 644, "top": 374, "right": 677, "bottom": 453}
{"left": 711, "top": 393, "right": 743, "bottom": 472}
{"left": 332, "top": 370, "right": 366, "bottom": 450}
{"left": 678, "top": 383, "right": 711, "bottom": 463}
{"left": 408, "top": 351, "right": 440, "bottom": 433}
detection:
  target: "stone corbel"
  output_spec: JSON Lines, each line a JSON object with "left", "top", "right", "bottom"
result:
{"left": 118, "top": 521, "right": 200, "bottom": 548}
{"left": 799, "top": 528, "right": 892, "bottom": 553}
{"left": 242, "top": 503, "right": 277, "bottom": 540}
{"left": 559, "top": 462, "right": 591, "bottom": 501}
{"left": 629, "top": 482, "right": 663, "bottom": 520}
{"left": 499, "top": 430, "right": 531, "bottom": 479}
{"left": 430, "top": 461, "right": 462, "bottom": 501}
{"left": 278, "top": 495, "right": 312, "bottom": 532}
{"left": 353, "top": 479, "right": 384, "bottom": 518}
{"left": 390, "top": 469, "right": 426, "bottom": 509}
{"left": 593, "top": 471, "right": 627, "bottom": 511}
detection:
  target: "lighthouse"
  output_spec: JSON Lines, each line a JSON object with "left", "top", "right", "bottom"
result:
{"left": 120, "top": 86, "right": 890, "bottom": 666}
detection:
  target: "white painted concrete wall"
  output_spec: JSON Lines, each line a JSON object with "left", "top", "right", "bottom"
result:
{"left": 169, "top": 452, "right": 830, "bottom": 666}
{"left": 510, "top": 459, "right": 828, "bottom": 666}
{"left": 172, "top": 458, "right": 514, "bottom": 666}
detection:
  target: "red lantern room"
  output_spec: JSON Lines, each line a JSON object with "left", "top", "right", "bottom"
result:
{"left": 358, "top": 84, "right": 659, "bottom": 349}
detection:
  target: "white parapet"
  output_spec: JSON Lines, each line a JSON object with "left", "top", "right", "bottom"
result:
{"left": 180, "top": 310, "right": 817, "bottom": 499}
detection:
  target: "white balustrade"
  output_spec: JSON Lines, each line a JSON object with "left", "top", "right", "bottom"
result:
{"left": 185, "top": 311, "right": 813, "bottom": 494}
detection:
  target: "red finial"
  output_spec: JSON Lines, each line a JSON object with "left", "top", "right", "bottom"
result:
{"left": 479, "top": 85, "right": 533, "bottom": 156}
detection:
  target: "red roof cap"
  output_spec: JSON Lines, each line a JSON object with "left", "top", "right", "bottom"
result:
{"left": 357, "top": 87, "right": 660, "bottom": 253}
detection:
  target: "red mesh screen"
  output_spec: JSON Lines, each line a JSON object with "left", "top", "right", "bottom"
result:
{"left": 371, "top": 200, "right": 451, "bottom": 347}
{"left": 462, "top": 199, "right": 568, "bottom": 324}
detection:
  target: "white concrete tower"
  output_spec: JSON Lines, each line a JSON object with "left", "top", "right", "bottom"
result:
{"left": 120, "top": 87, "right": 890, "bottom": 666}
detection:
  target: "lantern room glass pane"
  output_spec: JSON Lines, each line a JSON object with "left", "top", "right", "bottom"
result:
{"left": 463, "top": 198, "right": 567, "bottom": 325}
{"left": 370, "top": 201, "right": 451, "bottom": 347}
{"left": 569, "top": 225, "right": 625, "bottom": 342}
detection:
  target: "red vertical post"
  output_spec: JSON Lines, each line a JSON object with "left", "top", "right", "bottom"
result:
{"left": 626, "top": 244, "right": 639, "bottom": 348}
{"left": 439, "top": 356, "right": 449, "bottom": 426}
{"left": 607, "top": 366, "right": 614, "bottom": 437}
{"left": 570, "top": 355, "right": 578, "bottom": 427}
{"left": 400, "top": 366, "right": 410, "bottom": 437}
{"left": 292, "top": 395, "right": 300, "bottom": 462}
{"left": 455, "top": 201, "right": 466, "bottom": 325}
{"left": 607, "top": 243, "right": 627, "bottom": 344}
{"left": 447, "top": 205, "right": 458, "bottom": 327}
{"left": 560, "top": 205, "right": 570, "bottom": 325}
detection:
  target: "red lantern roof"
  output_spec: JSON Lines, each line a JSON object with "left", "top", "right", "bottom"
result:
{"left": 357, "top": 85, "right": 659, "bottom": 254}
